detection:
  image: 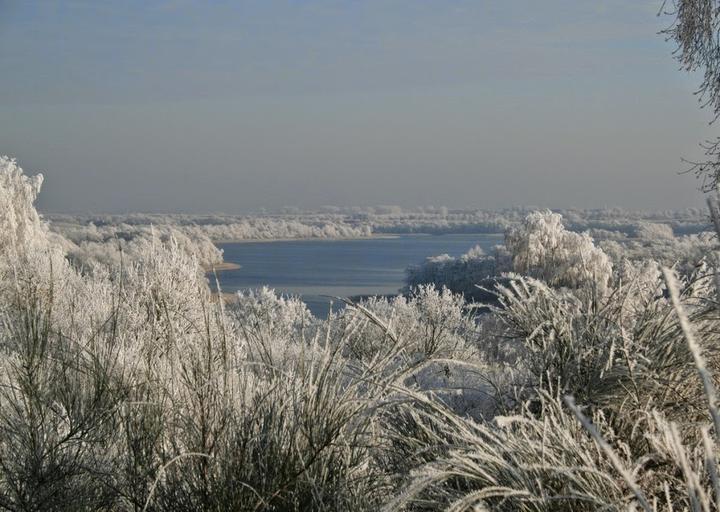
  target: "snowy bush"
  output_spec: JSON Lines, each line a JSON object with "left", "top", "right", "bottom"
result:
{"left": 634, "top": 221, "right": 675, "bottom": 240}
{"left": 505, "top": 210, "right": 613, "bottom": 293}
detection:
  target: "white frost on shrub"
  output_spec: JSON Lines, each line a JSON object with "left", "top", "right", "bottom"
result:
{"left": 505, "top": 210, "right": 613, "bottom": 292}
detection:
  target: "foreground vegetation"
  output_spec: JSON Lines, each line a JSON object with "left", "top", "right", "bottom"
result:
{"left": 3, "top": 1, "right": 720, "bottom": 509}
{"left": 2, "top": 155, "right": 720, "bottom": 511}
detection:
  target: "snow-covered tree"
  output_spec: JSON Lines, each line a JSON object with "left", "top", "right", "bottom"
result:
{"left": 505, "top": 210, "right": 613, "bottom": 292}
{"left": 0, "top": 156, "right": 52, "bottom": 262}
{"left": 634, "top": 221, "right": 674, "bottom": 240}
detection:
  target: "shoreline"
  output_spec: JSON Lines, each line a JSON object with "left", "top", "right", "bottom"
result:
{"left": 203, "top": 262, "right": 242, "bottom": 272}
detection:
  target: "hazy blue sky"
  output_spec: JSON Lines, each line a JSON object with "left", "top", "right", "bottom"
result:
{"left": 0, "top": 1, "right": 713, "bottom": 212}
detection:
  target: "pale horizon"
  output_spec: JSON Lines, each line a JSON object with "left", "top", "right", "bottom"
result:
{"left": 0, "top": 1, "right": 712, "bottom": 213}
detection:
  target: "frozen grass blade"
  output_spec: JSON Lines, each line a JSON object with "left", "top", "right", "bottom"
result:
{"left": 564, "top": 396, "right": 652, "bottom": 512}
{"left": 663, "top": 267, "right": 720, "bottom": 439}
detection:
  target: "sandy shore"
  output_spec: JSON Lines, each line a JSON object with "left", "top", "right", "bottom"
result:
{"left": 203, "top": 262, "right": 242, "bottom": 272}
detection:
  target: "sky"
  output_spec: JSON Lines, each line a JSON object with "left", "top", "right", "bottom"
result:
{"left": 0, "top": 0, "right": 714, "bottom": 213}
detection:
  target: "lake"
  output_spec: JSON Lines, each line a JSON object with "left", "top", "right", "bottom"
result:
{"left": 214, "top": 233, "right": 503, "bottom": 317}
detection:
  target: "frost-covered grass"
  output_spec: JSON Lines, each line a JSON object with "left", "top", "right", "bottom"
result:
{"left": 3, "top": 154, "right": 720, "bottom": 511}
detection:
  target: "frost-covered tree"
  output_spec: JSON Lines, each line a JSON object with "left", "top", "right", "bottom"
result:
{"left": 505, "top": 210, "right": 613, "bottom": 292}
{"left": 0, "top": 156, "right": 53, "bottom": 263}
{"left": 663, "top": 0, "right": 720, "bottom": 190}
{"left": 634, "top": 221, "right": 675, "bottom": 240}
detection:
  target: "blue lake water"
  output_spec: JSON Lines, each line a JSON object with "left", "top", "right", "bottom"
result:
{"left": 214, "top": 234, "right": 503, "bottom": 317}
